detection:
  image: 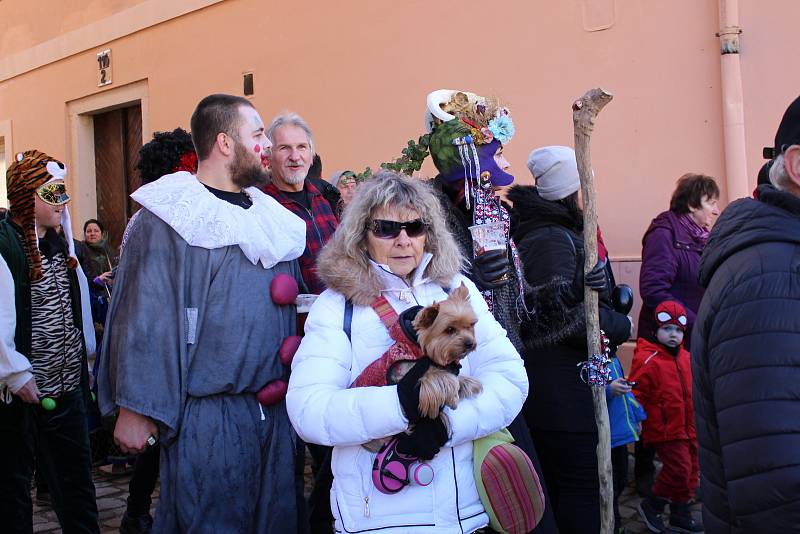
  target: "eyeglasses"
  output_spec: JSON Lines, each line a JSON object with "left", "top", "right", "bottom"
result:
{"left": 368, "top": 219, "right": 428, "bottom": 239}
{"left": 656, "top": 311, "right": 687, "bottom": 326}
{"left": 36, "top": 180, "right": 70, "bottom": 206}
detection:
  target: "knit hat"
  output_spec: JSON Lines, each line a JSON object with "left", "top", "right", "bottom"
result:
{"left": 774, "top": 95, "right": 800, "bottom": 155}
{"left": 527, "top": 146, "right": 581, "bottom": 201}
{"left": 757, "top": 160, "right": 774, "bottom": 186}
{"left": 654, "top": 300, "right": 688, "bottom": 331}
{"left": 6, "top": 150, "right": 77, "bottom": 280}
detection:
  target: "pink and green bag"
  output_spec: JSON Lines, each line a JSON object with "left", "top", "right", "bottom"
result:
{"left": 473, "top": 429, "right": 545, "bottom": 534}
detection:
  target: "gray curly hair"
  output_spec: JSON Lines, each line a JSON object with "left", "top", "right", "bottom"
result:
{"left": 317, "top": 170, "right": 465, "bottom": 300}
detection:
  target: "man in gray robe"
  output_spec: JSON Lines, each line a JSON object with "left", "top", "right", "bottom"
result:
{"left": 98, "top": 94, "right": 307, "bottom": 533}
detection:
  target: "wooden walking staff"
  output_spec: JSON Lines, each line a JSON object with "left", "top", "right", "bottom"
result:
{"left": 572, "top": 87, "right": 615, "bottom": 534}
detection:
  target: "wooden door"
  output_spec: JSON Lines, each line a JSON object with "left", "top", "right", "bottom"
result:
{"left": 93, "top": 104, "right": 142, "bottom": 249}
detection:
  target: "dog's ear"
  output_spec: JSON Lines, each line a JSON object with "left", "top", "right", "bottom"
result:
{"left": 451, "top": 282, "right": 470, "bottom": 301}
{"left": 413, "top": 303, "right": 440, "bottom": 330}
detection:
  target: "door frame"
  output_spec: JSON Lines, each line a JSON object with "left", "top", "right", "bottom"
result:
{"left": 66, "top": 79, "right": 149, "bottom": 231}
{"left": 0, "top": 119, "right": 12, "bottom": 209}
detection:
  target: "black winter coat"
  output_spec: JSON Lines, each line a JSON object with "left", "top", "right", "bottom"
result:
{"left": 692, "top": 184, "right": 800, "bottom": 533}
{"left": 431, "top": 177, "right": 525, "bottom": 352}
{"left": 508, "top": 186, "right": 631, "bottom": 433}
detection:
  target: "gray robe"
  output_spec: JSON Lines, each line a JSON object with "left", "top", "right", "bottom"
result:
{"left": 98, "top": 209, "right": 300, "bottom": 533}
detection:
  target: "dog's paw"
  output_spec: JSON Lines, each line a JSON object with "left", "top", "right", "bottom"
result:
{"left": 418, "top": 379, "right": 448, "bottom": 419}
{"left": 458, "top": 376, "right": 483, "bottom": 398}
{"left": 443, "top": 376, "right": 461, "bottom": 410}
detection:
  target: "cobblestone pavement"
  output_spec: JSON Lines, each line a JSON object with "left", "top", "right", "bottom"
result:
{"left": 32, "top": 454, "right": 701, "bottom": 533}
{"left": 31, "top": 465, "right": 158, "bottom": 534}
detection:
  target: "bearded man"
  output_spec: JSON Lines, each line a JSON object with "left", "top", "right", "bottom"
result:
{"left": 262, "top": 112, "right": 338, "bottom": 295}
{"left": 98, "top": 94, "right": 307, "bottom": 532}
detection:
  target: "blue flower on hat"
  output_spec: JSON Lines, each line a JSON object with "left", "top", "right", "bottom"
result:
{"left": 488, "top": 115, "right": 515, "bottom": 144}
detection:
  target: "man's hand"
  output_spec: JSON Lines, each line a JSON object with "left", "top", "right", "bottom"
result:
{"left": 114, "top": 407, "right": 158, "bottom": 454}
{"left": 609, "top": 378, "right": 632, "bottom": 396}
{"left": 15, "top": 377, "right": 40, "bottom": 404}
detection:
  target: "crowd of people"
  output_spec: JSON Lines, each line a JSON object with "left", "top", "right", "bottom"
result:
{"left": 0, "top": 89, "right": 798, "bottom": 534}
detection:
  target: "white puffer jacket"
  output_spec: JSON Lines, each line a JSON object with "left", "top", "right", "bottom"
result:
{"left": 287, "top": 255, "right": 528, "bottom": 534}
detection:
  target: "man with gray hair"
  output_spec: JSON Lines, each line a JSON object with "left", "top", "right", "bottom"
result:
{"left": 692, "top": 94, "right": 800, "bottom": 533}
{"left": 262, "top": 112, "right": 338, "bottom": 295}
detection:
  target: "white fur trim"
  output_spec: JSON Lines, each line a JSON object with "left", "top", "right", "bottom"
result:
{"left": 45, "top": 161, "right": 67, "bottom": 179}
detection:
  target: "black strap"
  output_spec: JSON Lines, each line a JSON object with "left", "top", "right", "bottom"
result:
{"left": 343, "top": 299, "right": 353, "bottom": 341}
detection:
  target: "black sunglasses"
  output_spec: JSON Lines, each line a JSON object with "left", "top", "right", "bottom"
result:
{"left": 368, "top": 219, "right": 428, "bottom": 239}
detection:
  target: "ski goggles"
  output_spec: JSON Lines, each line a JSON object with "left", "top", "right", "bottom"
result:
{"left": 36, "top": 179, "right": 70, "bottom": 206}
{"left": 368, "top": 219, "right": 428, "bottom": 239}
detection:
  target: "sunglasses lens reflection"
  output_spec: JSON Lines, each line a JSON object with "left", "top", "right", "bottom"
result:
{"left": 371, "top": 219, "right": 427, "bottom": 238}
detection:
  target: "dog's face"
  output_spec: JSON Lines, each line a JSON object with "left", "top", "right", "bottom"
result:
{"left": 413, "top": 283, "right": 477, "bottom": 366}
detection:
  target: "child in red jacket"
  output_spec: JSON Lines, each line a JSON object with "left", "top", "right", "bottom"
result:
{"left": 629, "top": 300, "right": 702, "bottom": 533}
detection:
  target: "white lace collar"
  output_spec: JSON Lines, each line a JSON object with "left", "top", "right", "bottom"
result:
{"left": 131, "top": 172, "right": 306, "bottom": 268}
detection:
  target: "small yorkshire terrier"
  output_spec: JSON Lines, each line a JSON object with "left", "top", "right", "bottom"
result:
{"left": 364, "top": 283, "right": 483, "bottom": 452}
{"left": 395, "top": 283, "right": 483, "bottom": 417}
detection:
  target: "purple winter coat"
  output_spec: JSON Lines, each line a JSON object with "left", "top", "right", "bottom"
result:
{"left": 637, "top": 210, "right": 706, "bottom": 345}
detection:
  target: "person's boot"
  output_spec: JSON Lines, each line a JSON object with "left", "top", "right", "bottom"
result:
{"left": 119, "top": 511, "right": 154, "bottom": 534}
{"left": 669, "top": 502, "right": 704, "bottom": 533}
{"left": 635, "top": 471, "right": 654, "bottom": 497}
{"left": 637, "top": 495, "right": 668, "bottom": 533}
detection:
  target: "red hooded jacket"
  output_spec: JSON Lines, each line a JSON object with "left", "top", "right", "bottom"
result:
{"left": 628, "top": 338, "right": 696, "bottom": 444}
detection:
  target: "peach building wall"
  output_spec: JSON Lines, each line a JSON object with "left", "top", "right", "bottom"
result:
{"left": 0, "top": 0, "right": 798, "bottom": 261}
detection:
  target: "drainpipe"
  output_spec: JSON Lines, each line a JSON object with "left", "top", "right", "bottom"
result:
{"left": 717, "top": 0, "right": 749, "bottom": 201}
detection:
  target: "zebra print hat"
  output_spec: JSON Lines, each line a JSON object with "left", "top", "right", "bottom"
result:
{"left": 6, "top": 150, "right": 77, "bottom": 280}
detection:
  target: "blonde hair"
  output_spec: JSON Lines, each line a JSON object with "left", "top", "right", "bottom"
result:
{"left": 317, "top": 170, "right": 464, "bottom": 292}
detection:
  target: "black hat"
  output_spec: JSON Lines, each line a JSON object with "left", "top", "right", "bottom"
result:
{"left": 757, "top": 160, "right": 774, "bottom": 186}
{"left": 765, "top": 95, "right": 800, "bottom": 159}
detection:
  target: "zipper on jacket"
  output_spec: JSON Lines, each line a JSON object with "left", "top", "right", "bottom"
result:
{"left": 622, "top": 393, "right": 639, "bottom": 441}
{"left": 280, "top": 194, "right": 325, "bottom": 251}
{"left": 304, "top": 206, "right": 325, "bottom": 247}
{"left": 674, "top": 358, "right": 691, "bottom": 438}
{"left": 358, "top": 448, "right": 374, "bottom": 518}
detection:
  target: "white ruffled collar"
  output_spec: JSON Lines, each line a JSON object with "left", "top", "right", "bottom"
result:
{"left": 370, "top": 252, "right": 433, "bottom": 304}
{"left": 131, "top": 172, "right": 306, "bottom": 269}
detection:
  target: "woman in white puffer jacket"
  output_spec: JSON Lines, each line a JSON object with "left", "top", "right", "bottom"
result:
{"left": 287, "top": 171, "right": 528, "bottom": 534}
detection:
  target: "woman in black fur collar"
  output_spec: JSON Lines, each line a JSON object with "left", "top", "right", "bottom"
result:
{"left": 508, "top": 146, "right": 632, "bottom": 534}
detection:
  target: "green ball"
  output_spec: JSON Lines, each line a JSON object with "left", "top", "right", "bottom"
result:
{"left": 41, "top": 398, "right": 56, "bottom": 411}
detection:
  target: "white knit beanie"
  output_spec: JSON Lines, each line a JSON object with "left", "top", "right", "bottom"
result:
{"left": 527, "top": 146, "right": 581, "bottom": 201}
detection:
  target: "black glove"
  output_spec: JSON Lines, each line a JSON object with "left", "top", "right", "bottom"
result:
{"left": 396, "top": 358, "right": 432, "bottom": 422}
{"left": 470, "top": 249, "right": 510, "bottom": 291}
{"left": 395, "top": 417, "right": 449, "bottom": 461}
{"left": 568, "top": 259, "right": 607, "bottom": 305}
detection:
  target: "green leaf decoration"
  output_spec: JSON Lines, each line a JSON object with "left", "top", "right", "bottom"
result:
{"left": 379, "top": 133, "right": 432, "bottom": 175}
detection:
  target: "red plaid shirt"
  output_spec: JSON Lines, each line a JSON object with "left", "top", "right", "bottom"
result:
{"left": 261, "top": 180, "right": 338, "bottom": 294}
